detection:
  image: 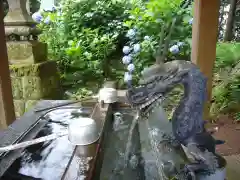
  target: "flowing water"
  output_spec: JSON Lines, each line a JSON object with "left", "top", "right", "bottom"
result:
{"left": 100, "top": 108, "right": 159, "bottom": 180}
{"left": 1, "top": 108, "right": 92, "bottom": 180}
{"left": 123, "top": 111, "right": 140, "bottom": 168}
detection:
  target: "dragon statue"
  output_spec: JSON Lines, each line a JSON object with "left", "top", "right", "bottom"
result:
{"left": 126, "top": 60, "right": 226, "bottom": 179}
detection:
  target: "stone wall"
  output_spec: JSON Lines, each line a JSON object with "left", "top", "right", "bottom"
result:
{"left": 10, "top": 61, "right": 62, "bottom": 117}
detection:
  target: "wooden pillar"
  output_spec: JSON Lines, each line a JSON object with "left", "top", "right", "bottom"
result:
{"left": 0, "top": 1, "right": 16, "bottom": 129}
{"left": 191, "top": 0, "right": 220, "bottom": 119}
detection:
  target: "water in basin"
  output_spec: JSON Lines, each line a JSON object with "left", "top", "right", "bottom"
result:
{"left": 1, "top": 108, "right": 92, "bottom": 180}
{"left": 100, "top": 108, "right": 159, "bottom": 180}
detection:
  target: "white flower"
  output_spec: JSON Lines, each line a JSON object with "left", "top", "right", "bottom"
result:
{"left": 126, "top": 29, "right": 136, "bottom": 39}
{"left": 123, "top": 46, "right": 131, "bottom": 54}
{"left": 169, "top": 45, "right": 179, "bottom": 54}
{"left": 133, "top": 44, "right": 141, "bottom": 53}
{"left": 144, "top": 36, "right": 150, "bottom": 41}
{"left": 122, "top": 55, "right": 132, "bottom": 64}
{"left": 177, "top": 42, "right": 184, "bottom": 47}
{"left": 189, "top": 18, "right": 193, "bottom": 25}
{"left": 127, "top": 63, "right": 135, "bottom": 72}
{"left": 124, "top": 72, "right": 132, "bottom": 82}
{"left": 85, "top": 12, "right": 94, "bottom": 18}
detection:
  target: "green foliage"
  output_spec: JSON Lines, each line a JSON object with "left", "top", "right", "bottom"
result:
{"left": 38, "top": 0, "right": 193, "bottom": 94}
{"left": 122, "top": 0, "right": 193, "bottom": 81}
{"left": 234, "top": 112, "right": 240, "bottom": 122}
{"left": 215, "top": 43, "right": 240, "bottom": 69}
{"left": 38, "top": 0, "right": 132, "bottom": 90}
{"left": 211, "top": 43, "right": 240, "bottom": 119}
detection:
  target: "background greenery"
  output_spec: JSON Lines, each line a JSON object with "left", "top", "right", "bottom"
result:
{"left": 4, "top": 0, "right": 240, "bottom": 121}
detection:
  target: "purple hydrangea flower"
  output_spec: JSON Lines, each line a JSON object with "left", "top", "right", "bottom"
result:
{"left": 124, "top": 72, "right": 132, "bottom": 82}
{"left": 122, "top": 55, "right": 132, "bottom": 64}
{"left": 123, "top": 46, "right": 131, "bottom": 54}
{"left": 169, "top": 45, "right": 179, "bottom": 54}
{"left": 32, "top": 12, "right": 43, "bottom": 23}
{"left": 126, "top": 29, "right": 136, "bottom": 39}
{"left": 127, "top": 63, "right": 135, "bottom": 72}
{"left": 44, "top": 16, "right": 51, "bottom": 24}
{"left": 133, "top": 44, "right": 141, "bottom": 53}
{"left": 189, "top": 18, "right": 193, "bottom": 25}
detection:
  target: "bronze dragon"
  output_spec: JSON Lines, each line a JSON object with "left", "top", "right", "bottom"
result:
{"left": 126, "top": 60, "right": 226, "bottom": 179}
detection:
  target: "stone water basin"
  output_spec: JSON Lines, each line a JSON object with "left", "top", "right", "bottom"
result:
{"left": 0, "top": 100, "right": 226, "bottom": 180}
{"left": 100, "top": 107, "right": 160, "bottom": 180}
{"left": 0, "top": 104, "right": 96, "bottom": 180}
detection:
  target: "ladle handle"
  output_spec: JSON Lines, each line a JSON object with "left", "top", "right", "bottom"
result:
{"left": 0, "top": 131, "right": 68, "bottom": 152}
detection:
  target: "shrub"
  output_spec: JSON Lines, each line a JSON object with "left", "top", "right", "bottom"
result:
{"left": 121, "top": 0, "right": 193, "bottom": 83}
{"left": 215, "top": 43, "right": 240, "bottom": 70}
{"left": 37, "top": 0, "right": 133, "bottom": 91}
{"left": 211, "top": 43, "right": 240, "bottom": 119}
{"left": 36, "top": 0, "right": 193, "bottom": 93}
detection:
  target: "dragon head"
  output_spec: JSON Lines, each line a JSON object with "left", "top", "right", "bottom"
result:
{"left": 126, "top": 60, "right": 190, "bottom": 112}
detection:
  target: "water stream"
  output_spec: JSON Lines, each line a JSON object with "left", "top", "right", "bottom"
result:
{"left": 100, "top": 108, "right": 159, "bottom": 180}
{"left": 123, "top": 111, "right": 140, "bottom": 168}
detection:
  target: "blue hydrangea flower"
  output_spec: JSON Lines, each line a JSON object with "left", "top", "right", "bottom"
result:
{"left": 169, "top": 45, "right": 179, "bottom": 54}
{"left": 124, "top": 72, "right": 132, "bottom": 82}
{"left": 133, "top": 44, "right": 141, "bottom": 53}
{"left": 123, "top": 46, "right": 131, "bottom": 54}
{"left": 189, "top": 18, "right": 193, "bottom": 25}
{"left": 144, "top": 36, "right": 150, "bottom": 41}
{"left": 122, "top": 55, "right": 132, "bottom": 64}
{"left": 127, "top": 63, "right": 135, "bottom": 72}
{"left": 177, "top": 42, "right": 184, "bottom": 47}
{"left": 44, "top": 16, "right": 51, "bottom": 24}
{"left": 126, "top": 29, "right": 136, "bottom": 39}
{"left": 32, "top": 12, "right": 43, "bottom": 23}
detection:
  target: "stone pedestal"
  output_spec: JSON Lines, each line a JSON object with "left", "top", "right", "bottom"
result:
{"left": 10, "top": 61, "right": 62, "bottom": 117}
{"left": 7, "top": 41, "right": 62, "bottom": 117}
{"left": 4, "top": 0, "right": 62, "bottom": 117}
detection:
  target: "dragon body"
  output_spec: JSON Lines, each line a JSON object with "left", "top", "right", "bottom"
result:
{"left": 126, "top": 60, "right": 225, "bottom": 179}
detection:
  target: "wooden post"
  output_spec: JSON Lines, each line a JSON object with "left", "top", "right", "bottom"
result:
{"left": 191, "top": 0, "right": 220, "bottom": 119}
{"left": 0, "top": 1, "right": 16, "bottom": 129}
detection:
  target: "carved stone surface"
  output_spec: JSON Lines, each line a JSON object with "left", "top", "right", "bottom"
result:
{"left": 4, "top": 0, "right": 38, "bottom": 39}
{"left": 9, "top": 61, "right": 62, "bottom": 117}
{"left": 7, "top": 41, "right": 47, "bottom": 64}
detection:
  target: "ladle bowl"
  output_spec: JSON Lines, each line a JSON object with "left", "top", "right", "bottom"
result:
{"left": 68, "top": 117, "right": 99, "bottom": 146}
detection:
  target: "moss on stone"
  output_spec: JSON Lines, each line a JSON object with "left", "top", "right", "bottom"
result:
{"left": 11, "top": 77, "right": 23, "bottom": 99}
{"left": 10, "top": 60, "right": 62, "bottom": 116}
{"left": 9, "top": 61, "right": 57, "bottom": 77}
{"left": 22, "top": 76, "right": 43, "bottom": 99}
{"left": 7, "top": 41, "right": 47, "bottom": 63}
{"left": 14, "top": 100, "right": 25, "bottom": 117}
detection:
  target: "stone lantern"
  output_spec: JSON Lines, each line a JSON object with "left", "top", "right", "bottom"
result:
{"left": 4, "top": 0, "right": 62, "bottom": 117}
